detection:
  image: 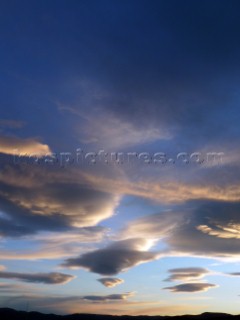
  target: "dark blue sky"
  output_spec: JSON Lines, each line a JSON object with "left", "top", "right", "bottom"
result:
{"left": 1, "top": 0, "right": 240, "bottom": 150}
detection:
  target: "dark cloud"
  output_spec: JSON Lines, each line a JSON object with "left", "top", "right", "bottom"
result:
{"left": 124, "top": 200, "right": 240, "bottom": 258}
{"left": 0, "top": 271, "right": 74, "bottom": 284}
{"left": 83, "top": 292, "right": 133, "bottom": 301}
{"left": 167, "top": 200, "right": 240, "bottom": 257}
{"left": 0, "top": 194, "right": 71, "bottom": 237}
{"left": 0, "top": 164, "right": 118, "bottom": 237}
{"left": 63, "top": 238, "right": 159, "bottom": 275}
{"left": 165, "top": 267, "right": 210, "bottom": 282}
{"left": 164, "top": 283, "right": 217, "bottom": 293}
{"left": 97, "top": 278, "right": 124, "bottom": 288}
{"left": 227, "top": 272, "right": 240, "bottom": 276}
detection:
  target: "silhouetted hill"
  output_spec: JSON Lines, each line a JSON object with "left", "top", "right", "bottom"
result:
{"left": 0, "top": 308, "right": 239, "bottom": 320}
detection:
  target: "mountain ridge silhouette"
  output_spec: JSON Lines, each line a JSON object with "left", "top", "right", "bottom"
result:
{"left": 0, "top": 308, "right": 239, "bottom": 320}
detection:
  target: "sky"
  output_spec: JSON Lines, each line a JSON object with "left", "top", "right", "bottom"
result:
{"left": 0, "top": 0, "right": 240, "bottom": 316}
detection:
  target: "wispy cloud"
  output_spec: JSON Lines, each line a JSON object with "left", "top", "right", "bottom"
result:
{"left": 61, "top": 106, "right": 172, "bottom": 148}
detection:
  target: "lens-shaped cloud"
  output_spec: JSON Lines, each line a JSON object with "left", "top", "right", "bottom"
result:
{"left": 165, "top": 267, "right": 210, "bottom": 282}
{"left": 97, "top": 277, "right": 124, "bottom": 288}
{"left": 0, "top": 271, "right": 75, "bottom": 284}
{"left": 63, "top": 238, "right": 159, "bottom": 275}
{"left": 163, "top": 283, "right": 217, "bottom": 293}
{"left": 83, "top": 292, "right": 134, "bottom": 301}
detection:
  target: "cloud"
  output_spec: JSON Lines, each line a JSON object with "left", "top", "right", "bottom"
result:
{"left": 0, "top": 181, "right": 118, "bottom": 229}
{"left": 167, "top": 200, "right": 240, "bottom": 257}
{"left": 85, "top": 113, "right": 171, "bottom": 148}
{"left": 227, "top": 272, "right": 240, "bottom": 276}
{"left": 165, "top": 268, "right": 210, "bottom": 282}
{"left": 18, "top": 196, "right": 236, "bottom": 271}
{"left": 0, "top": 227, "right": 107, "bottom": 261}
{"left": 63, "top": 107, "right": 172, "bottom": 149}
{"left": 122, "top": 200, "right": 240, "bottom": 258}
{"left": 197, "top": 223, "right": 240, "bottom": 239}
{"left": 0, "top": 135, "right": 51, "bottom": 156}
{"left": 0, "top": 293, "right": 145, "bottom": 315}
{"left": 79, "top": 171, "right": 240, "bottom": 205}
{"left": 0, "top": 194, "right": 73, "bottom": 237}
{"left": 63, "top": 238, "right": 159, "bottom": 275}
{"left": 97, "top": 278, "right": 124, "bottom": 288}
{"left": 163, "top": 283, "right": 217, "bottom": 293}
{"left": 0, "top": 164, "right": 119, "bottom": 237}
{"left": 0, "top": 271, "right": 74, "bottom": 284}
{"left": 0, "top": 283, "right": 32, "bottom": 294}
{"left": 34, "top": 227, "right": 107, "bottom": 244}
{"left": 83, "top": 292, "right": 134, "bottom": 301}
{"left": 3, "top": 162, "right": 240, "bottom": 244}
{"left": 1, "top": 1, "right": 240, "bottom": 314}
{"left": 0, "top": 245, "right": 83, "bottom": 261}
{"left": 121, "top": 211, "right": 183, "bottom": 240}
